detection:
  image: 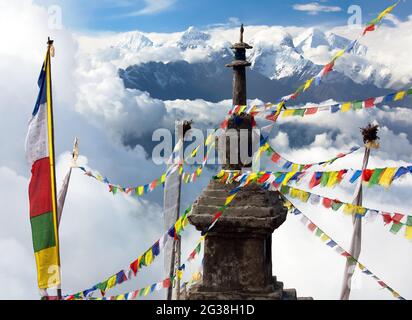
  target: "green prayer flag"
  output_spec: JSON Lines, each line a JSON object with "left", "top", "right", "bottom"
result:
{"left": 390, "top": 223, "right": 403, "bottom": 235}
{"left": 195, "top": 243, "right": 202, "bottom": 254}
{"left": 347, "top": 257, "right": 357, "bottom": 265}
{"left": 280, "top": 185, "right": 290, "bottom": 195}
{"left": 407, "top": 216, "right": 412, "bottom": 227}
{"left": 368, "top": 169, "right": 384, "bottom": 187}
{"left": 315, "top": 228, "right": 323, "bottom": 237}
{"left": 320, "top": 172, "right": 330, "bottom": 187}
{"left": 407, "top": 89, "right": 412, "bottom": 96}
{"left": 293, "top": 109, "right": 305, "bottom": 117}
{"left": 353, "top": 101, "right": 363, "bottom": 110}
{"left": 331, "top": 202, "right": 344, "bottom": 211}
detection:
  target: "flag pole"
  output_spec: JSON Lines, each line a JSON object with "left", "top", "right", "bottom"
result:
{"left": 46, "top": 37, "right": 63, "bottom": 300}
{"left": 340, "top": 124, "right": 380, "bottom": 300}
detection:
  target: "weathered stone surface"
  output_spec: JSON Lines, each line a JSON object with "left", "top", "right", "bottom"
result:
{"left": 186, "top": 179, "right": 309, "bottom": 300}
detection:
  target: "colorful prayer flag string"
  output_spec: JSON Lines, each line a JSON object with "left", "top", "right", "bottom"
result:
{"left": 215, "top": 166, "right": 412, "bottom": 191}
{"left": 275, "top": 1, "right": 401, "bottom": 105}
{"left": 262, "top": 87, "right": 412, "bottom": 121}
{"left": 284, "top": 197, "right": 406, "bottom": 300}
{"left": 277, "top": 185, "right": 412, "bottom": 241}
{"left": 264, "top": 144, "right": 361, "bottom": 171}
{"left": 65, "top": 205, "right": 193, "bottom": 299}
{"left": 65, "top": 239, "right": 205, "bottom": 301}
{"left": 64, "top": 172, "right": 246, "bottom": 299}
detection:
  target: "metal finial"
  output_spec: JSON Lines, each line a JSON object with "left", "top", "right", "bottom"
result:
{"left": 47, "top": 37, "right": 54, "bottom": 46}
{"left": 240, "top": 24, "right": 244, "bottom": 43}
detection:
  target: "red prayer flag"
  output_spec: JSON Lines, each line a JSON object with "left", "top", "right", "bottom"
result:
{"left": 221, "top": 119, "right": 228, "bottom": 129}
{"left": 364, "top": 98, "right": 375, "bottom": 108}
{"left": 271, "top": 153, "right": 281, "bottom": 163}
{"left": 305, "top": 107, "right": 318, "bottom": 115}
{"left": 212, "top": 212, "right": 223, "bottom": 223}
{"left": 362, "top": 169, "right": 373, "bottom": 182}
{"left": 258, "top": 173, "right": 271, "bottom": 184}
{"left": 382, "top": 213, "right": 393, "bottom": 225}
{"left": 322, "top": 198, "right": 332, "bottom": 209}
{"left": 163, "top": 278, "right": 171, "bottom": 288}
{"left": 392, "top": 213, "right": 404, "bottom": 224}
{"left": 130, "top": 258, "right": 139, "bottom": 275}
{"left": 308, "top": 223, "right": 317, "bottom": 232}
{"left": 363, "top": 24, "right": 375, "bottom": 35}
{"left": 309, "top": 173, "right": 321, "bottom": 189}
{"left": 322, "top": 62, "right": 334, "bottom": 75}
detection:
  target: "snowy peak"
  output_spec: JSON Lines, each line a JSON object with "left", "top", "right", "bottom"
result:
{"left": 248, "top": 28, "right": 318, "bottom": 80}
{"left": 177, "top": 26, "right": 211, "bottom": 50}
{"left": 115, "top": 31, "right": 153, "bottom": 51}
{"left": 295, "top": 28, "right": 330, "bottom": 51}
{"left": 294, "top": 28, "right": 367, "bottom": 56}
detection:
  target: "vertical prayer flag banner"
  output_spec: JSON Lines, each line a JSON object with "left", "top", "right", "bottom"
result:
{"left": 25, "top": 48, "right": 61, "bottom": 289}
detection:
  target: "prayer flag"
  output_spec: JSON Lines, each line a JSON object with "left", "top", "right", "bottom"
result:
{"left": 25, "top": 47, "right": 61, "bottom": 290}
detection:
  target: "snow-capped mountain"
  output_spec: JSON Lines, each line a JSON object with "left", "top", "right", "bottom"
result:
{"left": 248, "top": 29, "right": 319, "bottom": 80}
{"left": 114, "top": 31, "right": 153, "bottom": 51}
{"left": 104, "top": 26, "right": 411, "bottom": 103}
{"left": 294, "top": 28, "right": 367, "bottom": 56}
{"left": 177, "top": 26, "right": 211, "bottom": 50}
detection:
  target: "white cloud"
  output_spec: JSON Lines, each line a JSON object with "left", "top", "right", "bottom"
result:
{"left": 293, "top": 2, "right": 342, "bottom": 15}
{"left": 129, "top": 0, "right": 177, "bottom": 16}
{"left": 1, "top": 0, "right": 412, "bottom": 301}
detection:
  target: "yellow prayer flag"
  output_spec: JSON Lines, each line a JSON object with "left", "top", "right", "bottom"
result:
{"left": 299, "top": 190, "right": 310, "bottom": 202}
{"left": 303, "top": 78, "right": 314, "bottom": 91}
{"left": 283, "top": 172, "right": 297, "bottom": 185}
{"left": 145, "top": 250, "right": 153, "bottom": 266}
{"left": 333, "top": 49, "right": 345, "bottom": 60}
{"left": 138, "top": 186, "right": 144, "bottom": 196}
{"left": 283, "top": 200, "right": 293, "bottom": 210}
{"left": 378, "top": 3, "right": 398, "bottom": 21}
{"left": 290, "top": 188, "right": 299, "bottom": 199}
{"left": 215, "top": 170, "right": 225, "bottom": 179}
{"left": 341, "top": 103, "right": 351, "bottom": 112}
{"left": 106, "top": 275, "right": 117, "bottom": 290}
{"left": 225, "top": 194, "right": 236, "bottom": 206}
{"left": 379, "top": 168, "right": 397, "bottom": 188}
{"left": 144, "top": 286, "right": 151, "bottom": 296}
{"left": 177, "top": 270, "right": 183, "bottom": 280}
{"left": 405, "top": 226, "right": 412, "bottom": 240}
{"left": 161, "top": 174, "right": 166, "bottom": 184}
{"left": 326, "top": 171, "right": 339, "bottom": 188}
{"left": 261, "top": 143, "right": 270, "bottom": 152}
{"left": 116, "top": 294, "right": 125, "bottom": 300}
{"left": 191, "top": 146, "right": 200, "bottom": 158}
{"left": 175, "top": 218, "right": 182, "bottom": 234}
{"left": 394, "top": 91, "right": 406, "bottom": 101}
{"left": 239, "top": 105, "right": 247, "bottom": 113}
{"left": 282, "top": 109, "right": 296, "bottom": 118}
{"left": 320, "top": 234, "right": 330, "bottom": 242}
{"left": 355, "top": 206, "right": 367, "bottom": 216}
{"left": 291, "top": 164, "right": 300, "bottom": 172}
{"left": 343, "top": 204, "right": 356, "bottom": 216}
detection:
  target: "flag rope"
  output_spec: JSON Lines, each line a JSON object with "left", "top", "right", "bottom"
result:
{"left": 284, "top": 196, "right": 406, "bottom": 300}
{"left": 277, "top": 184, "right": 412, "bottom": 240}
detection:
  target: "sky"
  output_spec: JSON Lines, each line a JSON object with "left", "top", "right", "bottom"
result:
{"left": 1, "top": 0, "right": 412, "bottom": 301}
{"left": 33, "top": 0, "right": 412, "bottom": 33}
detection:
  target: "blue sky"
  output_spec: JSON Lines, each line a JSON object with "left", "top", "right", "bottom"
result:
{"left": 34, "top": 0, "right": 412, "bottom": 33}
